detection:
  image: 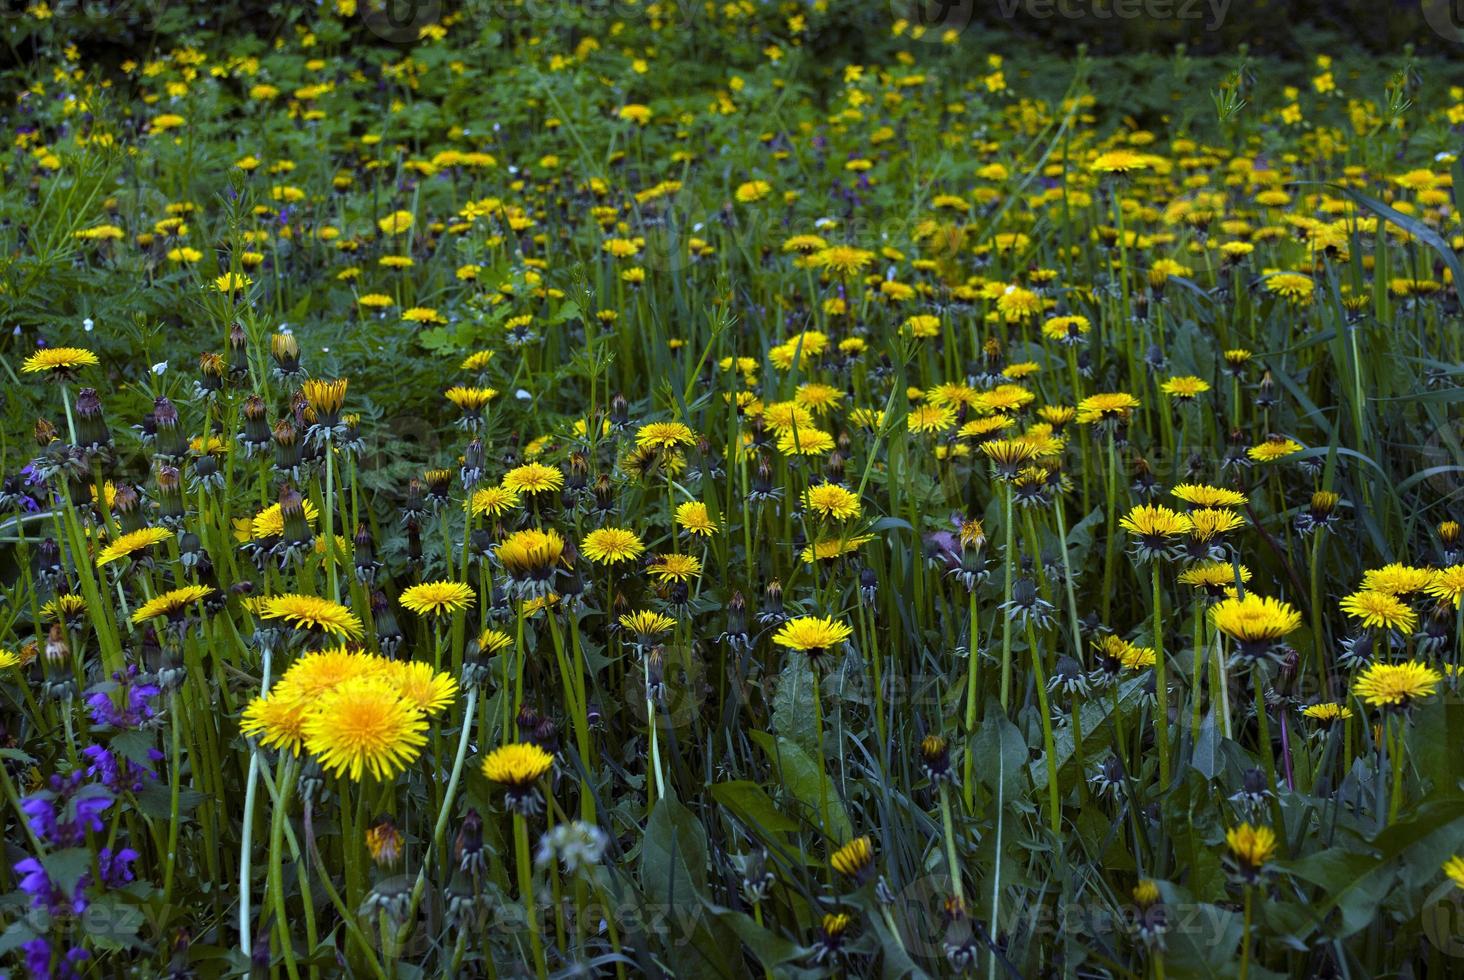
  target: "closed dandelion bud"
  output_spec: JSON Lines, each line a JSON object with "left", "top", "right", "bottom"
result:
{"left": 609, "top": 392, "right": 629, "bottom": 429}
{"left": 565, "top": 451, "right": 588, "bottom": 492}
{"left": 239, "top": 395, "right": 271, "bottom": 453}
{"left": 516, "top": 704, "right": 542, "bottom": 739}
{"left": 193, "top": 452, "right": 221, "bottom": 490}
{"left": 1439, "top": 520, "right": 1461, "bottom": 563}
{"left": 353, "top": 523, "right": 379, "bottom": 582}
{"left": 646, "top": 645, "right": 666, "bottom": 703}
{"left": 197, "top": 352, "right": 225, "bottom": 396}
{"left": 36, "top": 537, "right": 62, "bottom": 584}
{"left": 270, "top": 332, "right": 301, "bottom": 377}
{"left": 153, "top": 397, "right": 188, "bottom": 460}
{"left": 1256, "top": 371, "right": 1278, "bottom": 410}
{"left": 1051, "top": 655, "right": 1089, "bottom": 697}
{"left": 363, "top": 876, "right": 412, "bottom": 922}
{"left": 178, "top": 531, "right": 206, "bottom": 571}
{"left": 461, "top": 438, "right": 485, "bottom": 488}
{"left": 424, "top": 468, "right": 452, "bottom": 504}
{"left": 34, "top": 417, "right": 57, "bottom": 447}
{"left": 530, "top": 715, "right": 558, "bottom": 755}
{"left": 365, "top": 816, "right": 403, "bottom": 868}
{"left": 112, "top": 483, "right": 144, "bottom": 533}
{"left": 758, "top": 580, "right": 785, "bottom": 624}
{"left": 1228, "top": 767, "right": 1274, "bottom": 816}
{"left": 1130, "top": 456, "right": 1159, "bottom": 498}
{"left": 1090, "top": 754, "right": 1126, "bottom": 799}
{"left": 156, "top": 465, "right": 185, "bottom": 524}
{"left": 402, "top": 479, "right": 427, "bottom": 523}
{"left": 278, "top": 484, "right": 313, "bottom": 549}
{"left": 749, "top": 456, "right": 778, "bottom": 502}
{"left": 227, "top": 323, "right": 249, "bottom": 378}
{"left": 372, "top": 591, "right": 404, "bottom": 657}
{"left": 593, "top": 473, "right": 615, "bottom": 515}
{"left": 455, "top": 807, "right": 486, "bottom": 874}
{"left": 272, "top": 417, "right": 300, "bottom": 474}
{"left": 44, "top": 622, "right": 68, "bottom": 665}
{"left": 920, "top": 733, "right": 953, "bottom": 783}
{"left": 735, "top": 849, "right": 775, "bottom": 903}
{"left": 825, "top": 449, "right": 846, "bottom": 484}
{"left": 74, "top": 388, "right": 111, "bottom": 453}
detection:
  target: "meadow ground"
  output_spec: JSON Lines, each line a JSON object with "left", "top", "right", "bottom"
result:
{"left": 1, "top": 3, "right": 1464, "bottom": 978}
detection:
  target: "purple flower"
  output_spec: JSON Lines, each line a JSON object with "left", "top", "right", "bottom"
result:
{"left": 22, "top": 937, "right": 54, "bottom": 977}
{"left": 21, "top": 772, "right": 113, "bottom": 847}
{"left": 81, "top": 745, "right": 157, "bottom": 793}
{"left": 98, "top": 847, "right": 138, "bottom": 888}
{"left": 13, "top": 856, "right": 87, "bottom": 917}
{"left": 84, "top": 666, "right": 160, "bottom": 729}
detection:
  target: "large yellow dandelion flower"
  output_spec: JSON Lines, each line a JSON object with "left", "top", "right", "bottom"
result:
{"left": 481, "top": 743, "right": 555, "bottom": 787}
{"left": 636, "top": 421, "right": 696, "bottom": 450}
{"left": 130, "top": 584, "right": 214, "bottom": 623}
{"left": 303, "top": 677, "right": 428, "bottom": 781}
{"left": 399, "top": 581, "right": 475, "bottom": 616}
{"left": 22, "top": 347, "right": 100, "bottom": 376}
{"left": 1352, "top": 661, "right": 1441, "bottom": 709}
{"left": 804, "top": 483, "right": 861, "bottom": 521}
{"left": 1338, "top": 590, "right": 1417, "bottom": 634}
{"left": 96, "top": 527, "right": 173, "bottom": 567}
{"left": 772, "top": 616, "right": 853, "bottom": 656}
{"left": 581, "top": 527, "right": 646, "bottom": 565}
{"left": 385, "top": 660, "right": 459, "bottom": 716}
{"left": 263, "top": 594, "right": 365, "bottom": 640}
{"left": 240, "top": 693, "right": 311, "bottom": 755}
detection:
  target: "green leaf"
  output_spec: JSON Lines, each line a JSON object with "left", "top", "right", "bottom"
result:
{"left": 748, "top": 730, "right": 853, "bottom": 841}
{"left": 709, "top": 780, "right": 801, "bottom": 835}
{"left": 770, "top": 655, "right": 818, "bottom": 757}
{"left": 641, "top": 797, "right": 709, "bottom": 906}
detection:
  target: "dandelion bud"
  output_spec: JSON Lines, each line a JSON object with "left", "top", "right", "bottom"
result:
{"left": 402, "top": 479, "right": 427, "bottom": 523}
{"left": 197, "top": 352, "right": 225, "bottom": 396}
{"left": 152, "top": 397, "right": 188, "bottom": 460}
{"left": 353, "top": 523, "right": 379, "bottom": 582}
{"left": 34, "top": 417, "right": 57, "bottom": 447}
{"left": 609, "top": 392, "right": 629, "bottom": 429}
{"left": 365, "top": 816, "right": 403, "bottom": 868}
{"left": 592, "top": 474, "right": 615, "bottom": 515}
{"left": 272, "top": 417, "right": 300, "bottom": 474}
{"left": 461, "top": 438, "right": 485, "bottom": 488}
{"left": 239, "top": 395, "right": 271, "bottom": 453}
{"left": 424, "top": 468, "right": 452, "bottom": 504}
{"left": 757, "top": 580, "right": 785, "bottom": 624}
{"left": 565, "top": 451, "right": 588, "bottom": 492}
{"left": 156, "top": 465, "right": 185, "bottom": 524}
{"left": 36, "top": 537, "right": 63, "bottom": 584}
{"left": 920, "top": 733, "right": 953, "bottom": 783}
{"left": 74, "top": 388, "right": 111, "bottom": 452}
{"left": 278, "top": 484, "right": 312, "bottom": 550}
{"left": 454, "top": 808, "right": 486, "bottom": 874}
{"left": 112, "top": 483, "right": 143, "bottom": 533}
{"left": 270, "top": 332, "right": 301, "bottom": 377}
{"left": 44, "top": 622, "right": 69, "bottom": 665}
{"left": 226, "top": 322, "right": 249, "bottom": 378}
{"left": 369, "top": 590, "right": 403, "bottom": 657}
{"left": 824, "top": 449, "right": 845, "bottom": 484}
